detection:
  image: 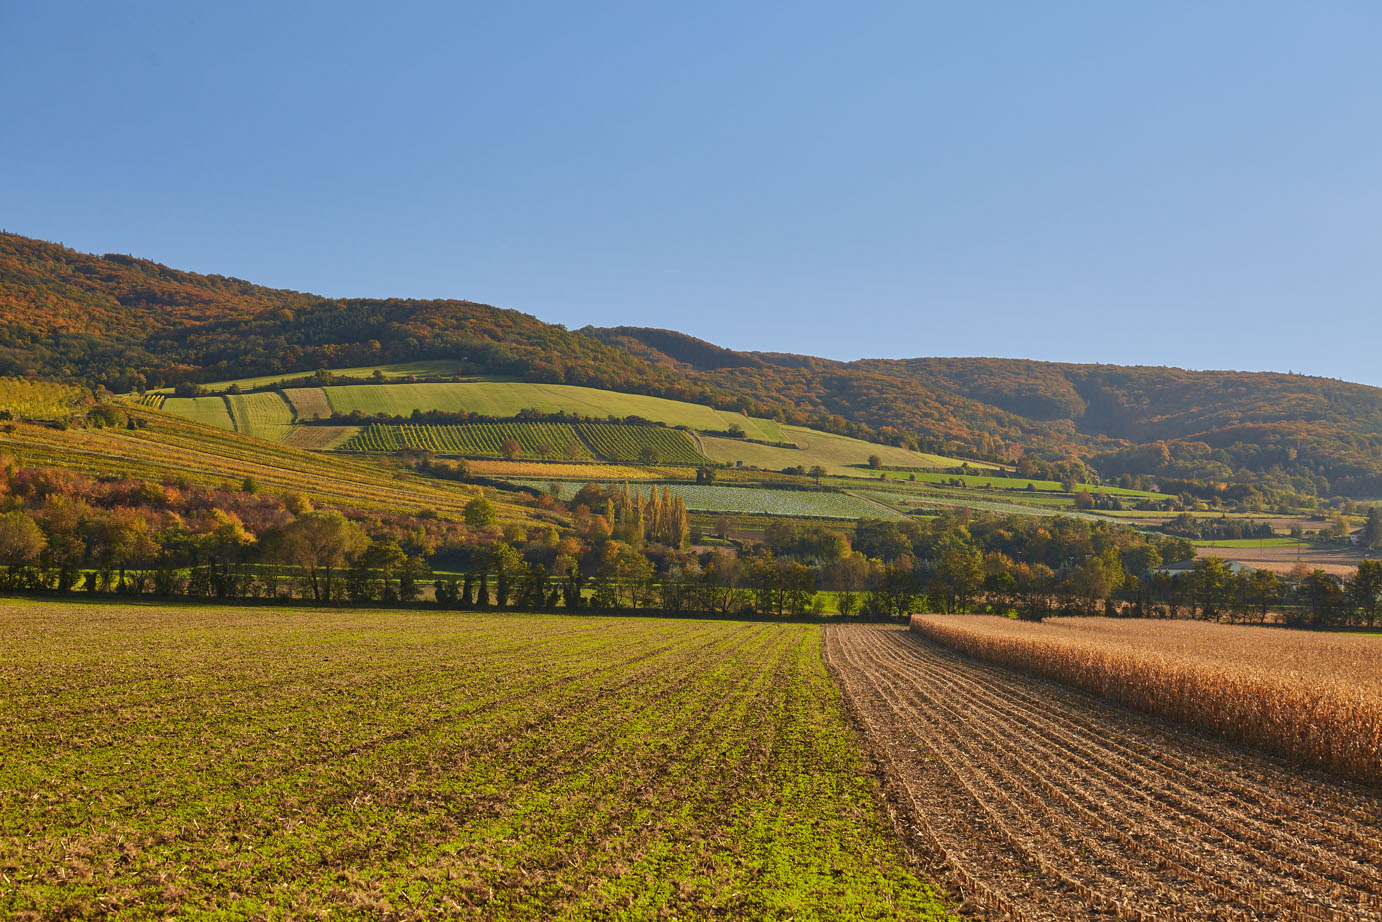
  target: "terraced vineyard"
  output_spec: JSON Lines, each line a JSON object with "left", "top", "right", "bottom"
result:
{"left": 0, "top": 408, "right": 531, "bottom": 523}
{"left": 168, "top": 360, "right": 466, "bottom": 393}
{"left": 575, "top": 423, "right": 708, "bottom": 465}
{"left": 894, "top": 471, "right": 1173, "bottom": 499}
{"left": 0, "top": 602, "right": 957, "bottom": 921}
{"left": 339, "top": 421, "right": 593, "bottom": 459}
{"left": 827, "top": 624, "right": 1382, "bottom": 921}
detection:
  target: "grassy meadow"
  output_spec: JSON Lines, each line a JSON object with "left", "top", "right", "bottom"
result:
{"left": 315, "top": 381, "right": 789, "bottom": 441}
{"left": 0, "top": 600, "right": 957, "bottom": 921}
{"left": 157, "top": 361, "right": 469, "bottom": 393}
{"left": 699, "top": 426, "right": 980, "bottom": 475}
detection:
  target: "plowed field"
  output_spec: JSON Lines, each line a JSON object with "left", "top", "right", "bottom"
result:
{"left": 826, "top": 624, "right": 1382, "bottom": 922}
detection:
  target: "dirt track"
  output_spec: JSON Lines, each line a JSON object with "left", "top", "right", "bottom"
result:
{"left": 826, "top": 624, "right": 1382, "bottom": 922}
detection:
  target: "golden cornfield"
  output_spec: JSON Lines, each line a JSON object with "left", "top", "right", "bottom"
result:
{"left": 910, "top": 615, "right": 1382, "bottom": 784}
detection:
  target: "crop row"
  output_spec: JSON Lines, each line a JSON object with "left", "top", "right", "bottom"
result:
{"left": 335, "top": 421, "right": 709, "bottom": 465}
{"left": 828, "top": 624, "right": 1382, "bottom": 921}
{"left": 0, "top": 605, "right": 952, "bottom": 919}
{"left": 910, "top": 614, "right": 1382, "bottom": 785}
{"left": 0, "top": 411, "right": 532, "bottom": 523}
{"left": 338, "top": 421, "right": 594, "bottom": 459}
{"left": 575, "top": 424, "right": 708, "bottom": 464}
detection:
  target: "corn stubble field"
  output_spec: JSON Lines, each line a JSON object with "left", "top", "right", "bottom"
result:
{"left": 0, "top": 602, "right": 955, "bottom": 921}
{"left": 911, "top": 615, "right": 1382, "bottom": 784}
{"left": 827, "top": 623, "right": 1382, "bottom": 921}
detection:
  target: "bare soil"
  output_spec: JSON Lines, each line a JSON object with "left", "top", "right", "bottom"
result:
{"left": 1195, "top": 542, "right": 1376, "bottom": 576}
{"left": 826, "top": 624, "right": 1382, "bottom": 922}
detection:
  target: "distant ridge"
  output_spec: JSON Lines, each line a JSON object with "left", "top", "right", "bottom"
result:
{"left": 3, "top": 231, "right": 1381, "bottom": 496}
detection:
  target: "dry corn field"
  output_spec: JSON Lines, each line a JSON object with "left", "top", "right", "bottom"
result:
{"left": 910, "top": 616, "right": 1382, "bottom": 784}
{"left": 826, "top": 624, "right": 1382, "bottom": 922}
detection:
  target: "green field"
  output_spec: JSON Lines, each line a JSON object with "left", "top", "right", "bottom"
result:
{"left": 157, "top": 361, "right": 470, "bottom": 393}
{"left": 886, "top": 471, "right": 1172, "bottom": 500}
{"left": 521, "top": 481, "right": 908, "bottom": 520}
{"left": 700, "top": 425, "right": 987, "bottom": 476}
{"left": 0, "top": 601, "right": 956, "bottom": 920}
{"left": 161, "top": 394, "right": 235, "bottom": 430}
{"left": 309, "top": 382, "right": 787, "bottom": 440}
{"left": 1194, "top": 537, "right": 1307, "bottom": 548}
{"left": 162, "top": 392, "right": 295, "bottom": 441}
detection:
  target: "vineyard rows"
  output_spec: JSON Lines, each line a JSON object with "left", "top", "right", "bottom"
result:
{"left": 0, "top": 412, "right": 533, "bottom": 523}
{"left": 340, "top": 422, "right": 592, "bottom": 459}
{"left": 575, "top": 423, "right": 708, "bottom": 464}
{"left": 337, "top": 421, "right": 709, "bottom": 464}
{"left": 827, "top": 625, "right": 1382, "bottom": 921}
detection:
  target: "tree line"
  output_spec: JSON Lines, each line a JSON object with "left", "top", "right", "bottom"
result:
{"left": 1, "top": 460, "right": 1375, "bottom": 627}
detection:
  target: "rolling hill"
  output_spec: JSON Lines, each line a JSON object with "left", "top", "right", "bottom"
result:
{"left": 5, "top": 232, "right": 1382, "bottom": 496}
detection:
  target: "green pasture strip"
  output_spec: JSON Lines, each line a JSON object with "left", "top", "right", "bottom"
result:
{"left": 154, "top": 361, "right": 473, "bottom": 393}
{"left": 873, "top": 471, "right": 1171, "bottom": 499}
{"left": 700, "top": 426, "right": 978, "bottom": 477}
{"left": 224, "top": 391, "right": 296, "bottom": 441}
{"left": 0, "top": 602, "right": 957, "bottom": 921}
{"left": 855, "top": 489, "right": 1113, "bottom": 522}
{"left": 162, "top": 394, "right": 234, "bottom": 430}
{"left": 314, "top": 381, "right": 783, "bottom": 440}
{"left": 1193, "top": 537, "right": 1308, "bottom": 548}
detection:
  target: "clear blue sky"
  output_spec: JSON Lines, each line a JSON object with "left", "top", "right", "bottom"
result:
{"left": 3, "top": 2, "right": 1380, "bottom": 384}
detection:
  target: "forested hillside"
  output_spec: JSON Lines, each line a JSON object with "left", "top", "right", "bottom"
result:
{"left": 587, "top": 328, "right": 1382, "bottom": 497}
{"left": 4, "top": 233, "right": 1382, "bottom": 495}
